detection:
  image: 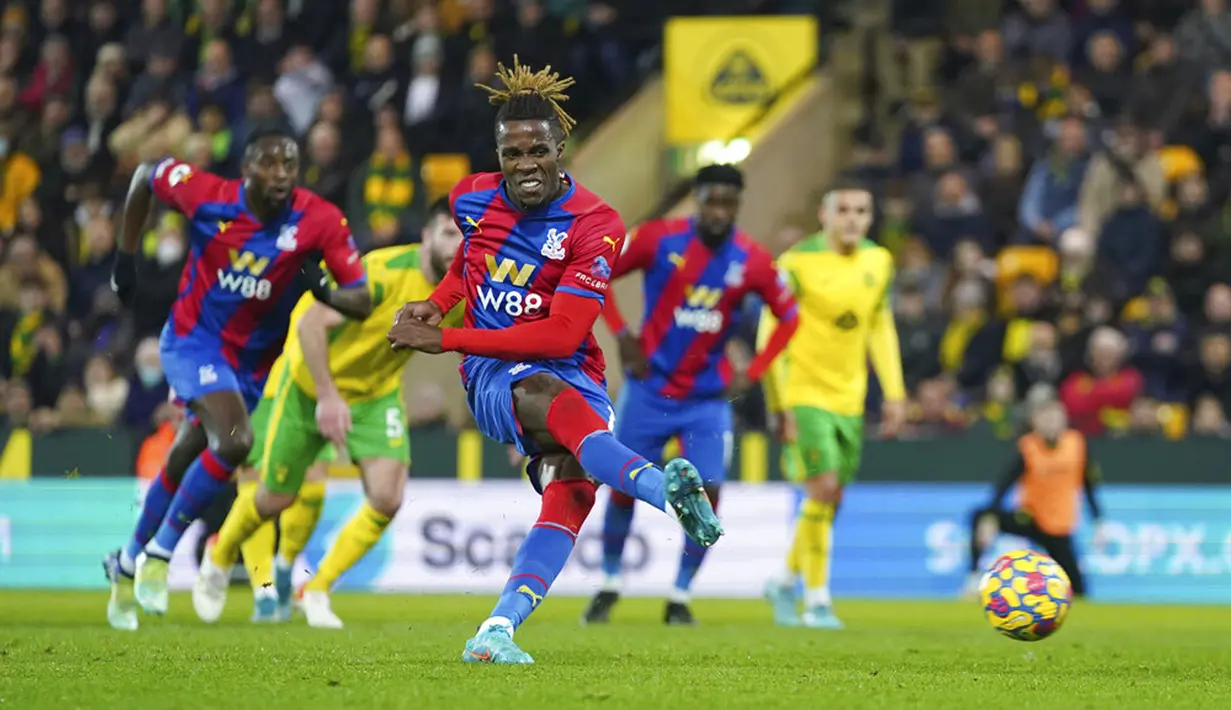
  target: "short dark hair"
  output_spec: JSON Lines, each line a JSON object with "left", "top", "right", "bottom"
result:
{"left": 478, "top": 55, "right": 577, "bottom": 139}
{"left": 694, "top": 164, "right": 744, "bottom": 190}
{"left": 426, "top": 197, "right": 451, "bottom": 223}
{"left": 244, "top": 122, "right": 295, "bottom": 152}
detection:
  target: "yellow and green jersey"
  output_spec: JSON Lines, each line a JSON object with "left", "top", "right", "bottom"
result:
{"left": 758, "top": 233, "right": 905, "bottom": 416}
{"left": 264, "top": 244, "right": 461, "bottom": 404}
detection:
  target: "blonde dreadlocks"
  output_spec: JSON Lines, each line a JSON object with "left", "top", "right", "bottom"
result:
{"left": 476, "top": 54, "right": 577, "bottom": 137}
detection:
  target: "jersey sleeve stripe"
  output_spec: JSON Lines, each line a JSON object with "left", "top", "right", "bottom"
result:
{"left": 557, "top": 285, "right": 603, "bottom": 301}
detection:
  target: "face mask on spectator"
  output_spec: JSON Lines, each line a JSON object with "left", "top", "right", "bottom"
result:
{"left": 156, "top": 238, "right": 184, "bottom": 265}
{"left": 138, "top": 365, "right": 163, "bottom": 387}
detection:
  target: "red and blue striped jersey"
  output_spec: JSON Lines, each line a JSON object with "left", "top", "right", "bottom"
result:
{"left": 449, "top": 172, "right": 625, "bottom": 384}
{"left": 151, "top": 158, "right": 366, "bottom": 376}
{"left": 616, "top": 217, "right": 796, "bottom": 399}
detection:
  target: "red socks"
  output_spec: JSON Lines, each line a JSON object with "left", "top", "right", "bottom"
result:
{"left": 538, "top": 477, "right": 598, "bottom": 535}
{"left": 544, "top": 388, "right": 610, "bottom": 454}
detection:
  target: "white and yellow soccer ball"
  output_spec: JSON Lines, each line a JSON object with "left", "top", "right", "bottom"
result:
{"left": 980, "top": 549, "right": 1073, "bottom": 642}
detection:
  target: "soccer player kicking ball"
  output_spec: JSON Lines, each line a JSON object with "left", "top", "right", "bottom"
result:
{"left": 192, "top": 199, "right": 464, "bottom": 628}
{"left": 386, "top": 57, "right": 722, "bottom": 665}
{"left": 760, "top": 182, "right": 907, "bottom": 629}
{"left": 104, "top": 125, "right": 373, "bottom": 631}
{"left": 964, "top": 398, "right": 1105, "bottom": 599}
{"left": 582, "top": 164, "right": 799, "bottom": 626}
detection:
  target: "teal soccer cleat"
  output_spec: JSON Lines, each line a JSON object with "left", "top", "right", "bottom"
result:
{"left": 802, "top": 605, "right": 844, "bottom": 629}
{"left": 764, "top": 580, "right": 801, "bottom": 627}
{"left": 663, "top": 458, "right": 724, "bottom": 547}
{"left": 461, "top": 624, "right": 535, "bottom": 665}
{"left": 250, "top": 593, "right": 283, "bottom": 623}
{"left": 274, "top": 559, "right": 294, "bottom": 621}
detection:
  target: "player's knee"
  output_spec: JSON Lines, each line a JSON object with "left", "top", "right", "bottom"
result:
{"left": 215, "top": 425, "right": 255, "bottom": 464}
{"left": 366, "top": 483, "right": 403, "bottom": 518}
{"left": 255, "top": 489, "right": 295, "bottom": 518}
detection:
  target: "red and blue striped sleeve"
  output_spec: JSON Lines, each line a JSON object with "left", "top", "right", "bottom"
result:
{"left": 149, "top": 158, "right": 226, "bottom": 218}
{"left": 556, "top": 209, "right": 625, "bottom": 304}
{"left": 600, "top": 222, "right": 659, "bottom": 335}
{"left": 314, "top": 207, "right": 366, "bottom": 287}
{"left": 745, "top": 246, "right": 799, "bottom": 382}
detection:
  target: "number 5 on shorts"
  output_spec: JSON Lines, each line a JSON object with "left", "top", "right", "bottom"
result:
{"left": 386, "top": 407, "right": 405, "bottom": 440}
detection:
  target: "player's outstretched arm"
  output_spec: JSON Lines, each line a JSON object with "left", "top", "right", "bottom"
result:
{"left": 110, "top": 162, "right": 158, "bottom": 304}
{"left": 306, "top": 212, "right": 373, "bottom": 321}
{"left": 744, "top": 252, "right": 800, "bottom": 384}
{"left": 868, "top": 267, "right": 906, "bottom": 436}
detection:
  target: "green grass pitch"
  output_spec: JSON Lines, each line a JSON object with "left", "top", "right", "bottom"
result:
{"left": 2, "top": 592, "right": 1230, "bottom": 709}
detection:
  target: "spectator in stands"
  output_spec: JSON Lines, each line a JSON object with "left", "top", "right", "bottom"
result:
{"left": 1014, "top": 321, "right": 1063, "bottom": 396}
{"left": 1176, "top": 0, "right": 1231, "bottom": 69}
{"left": 913, "top": 170, "right": 993, "bottom": 259}
{"left": 123, "top": 39, "right": 184, "bottom": 118}
{"left": 1126, "top": 279, "right": 1189, "bottom": 403}
{"left": 247, "top": 0, "right": 292, "bottom": 82}
{"left": 1071, "top": 0, "right": 1135, "bottom": 71}
{"left": 349, "top": 114, "right": 422, "bottom": 250}
{"left": 1018, "top": 115, "right": 1089, "bottom": 245}
{"left": 980, "top": 134, "right": 1026, "bottom": 246}
{"left": 82, "top": 2, "right": 124, "bottom": 73}
{"left": 960, "top": 274, "right": 1048, "bottom": 391}
{"left": 895, "top": 283, "right": 944, "bottom": 391}
{"left": 896, "top": 236, "right": 946, "bottom": 314}
{"left": 79, "top": 74, "right": 120, "bottom": 177}
{"left": 1189, "top": 332, "right": 1231, "bottom": 425}
{"left": 1003, "top": 0, "right": 1072, "bottom": 63}
{"left": 0, "top": 378, "right": 33, "bottom": 430}
{"left": 1191, "top": 392, "right": 1231, "bottom": 436}
{"left": 1077, "top": 32, "right": 1132, "bottom": 119}
{"left": 0, "top": 120, "right": 42, "bottom": 235}
{"left": 1096, "top": 183, "right": 1165, "bottom": 297}
{"left": 1128, "top": 32, "right": 1189, "bottom": 127}
{"left": 908, "top": 127, "right": 973, "bottom": 210}
{"left": 1054, "top": 227, "right": 1126, "bottom": 314}
{"left": 20, "top": 34, "right": 73, "bottom": 113}
{"left": 124, "top": 0, "right": 180, "bottom": 72}
{"left": 1079, "top": 119, "right": 1166, "bottom": 238}
{"left": 1165, "top": 228, "right": 1216, "bottom": 319}
{"left": 303, "top": 120, "right": 348, "bottom": 208}
{"left": 0, "top": 281, "right": 66, "bottom": 411}
{"left": 274, "top": 46, "right": 334, "bottom": 137}
{"left": 187, "top": 39, "right": 246, "bottom": 126}
{"left": 456, "top": 43, "right": 500, "bottom": 172}
{"left": 1202, "top": 283, "right": 1231, "bottom": 332}
{"left": 352, "top": 34, "right": 401, "bottom": 122}
{"left": 1181, "top": 71, "right": 1231, "bottom": 198}
{"left": 109, "top": 91, "right": 192, "bottom": 172}
{"left": 83, "top": 354, "right": 128, "bottom": 426}
{"left": 68, "top": 216, "right": 117, "bottom": 322}
{"left": 0, "top": 235, "right": 66, "bottom": 312}
{"left": 899, "top": 95, "right": 965, "bottom": 182}
{"left": 121, "top": 337, "right": 170, "bottom": 434}
{"left": 402, "top": 34, "right": 452, "bottom": 156}
{"left": 182, "top": 0, "right": 245, "bottom": 74}
{"left": 21, "top": 93, "right": 72, "bottom": 167}
{"left": 132, "top": 213, "right": 185, "bottom": 339}
{"left": 1059, "top": 325, "right": 1143, "bottom": 435}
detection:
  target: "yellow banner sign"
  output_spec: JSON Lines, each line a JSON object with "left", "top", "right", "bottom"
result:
{"left": 664, "top": 16, "right": 818, "bottom": 145}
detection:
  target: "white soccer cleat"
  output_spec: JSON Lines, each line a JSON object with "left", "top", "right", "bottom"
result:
{"left": 103, "top": 551, "right": 138, "bottom": 631}
{"left": 134, "top": 553, "right": 170, "bottom": 615}
{"left": 300, "top": 590, "right": 344, "bottom": 629}
{"left": 192, "top": 553, "right": 232, "bottom": 623}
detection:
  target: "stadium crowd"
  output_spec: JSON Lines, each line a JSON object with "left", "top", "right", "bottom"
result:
{"left": 833, "top": 0, "right": 1231, "bottom": 440}
{"left": 1, "top": 0, "right": 1228, "bottom": 450}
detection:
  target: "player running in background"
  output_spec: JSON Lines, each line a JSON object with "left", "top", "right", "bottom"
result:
{"left": 582, "top": 164, "right": 799, "bottom": 626}
{"left": 386, "top": 57, "right": 722, "bottom": 664}
{"left": 191, "top": 198, "right": 464, "bottom": 628}
{"left": 964, "top": 398, "right": 1104, "bottom": 599}
{"left": 103, "top": 125, "right": 372, "bottom": 631}
{"left": 760, "top": 182, "right": 906, "bottom": 629}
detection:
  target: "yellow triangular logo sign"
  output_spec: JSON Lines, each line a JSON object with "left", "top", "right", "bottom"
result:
{"left": 709, "top": 49, "right": 771, "bottom": 104}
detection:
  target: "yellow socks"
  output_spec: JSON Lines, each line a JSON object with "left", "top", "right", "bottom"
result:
{"left": 793, "top": 498, "right": 834, "bottom": 607}
{"left": 239, "top": 493, "right": 278, "bottom": 593}
{"left": 277, "top": 481, "right": 325, "bottom": 566}
{"left": 212, "top": 481, "right": 268, "bottom": 567}
{"left": 304, "top": 502, "right": 392, "bottom": 593}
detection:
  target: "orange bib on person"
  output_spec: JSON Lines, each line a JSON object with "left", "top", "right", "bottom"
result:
{"left": 1016, "top": 429, "right": 1087, "bottom": 536}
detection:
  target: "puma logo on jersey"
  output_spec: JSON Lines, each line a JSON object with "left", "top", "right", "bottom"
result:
{"left": 464, "top": 216, "right": 484, "bottom": 234}
{"left": 602, "top": 235, "right": 619, "bottom": 252}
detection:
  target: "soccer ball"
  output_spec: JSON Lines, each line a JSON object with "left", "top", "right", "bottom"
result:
{"left": 979, "top": 549, "right": 1073, "bottom": 642}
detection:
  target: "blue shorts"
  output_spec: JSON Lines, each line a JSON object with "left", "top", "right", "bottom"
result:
{"left": 161, "top": 328, "right": 266, "bottom": 416}
{"left": 464, "top": 356, "right": 614, "bottom": 458}
{"left": 614, "top": 378, "right": 733, "bottom": 486}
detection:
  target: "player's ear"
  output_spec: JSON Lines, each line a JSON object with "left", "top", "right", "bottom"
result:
{"left": 555, "top": 139, "right": 566, "bottom": 161}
